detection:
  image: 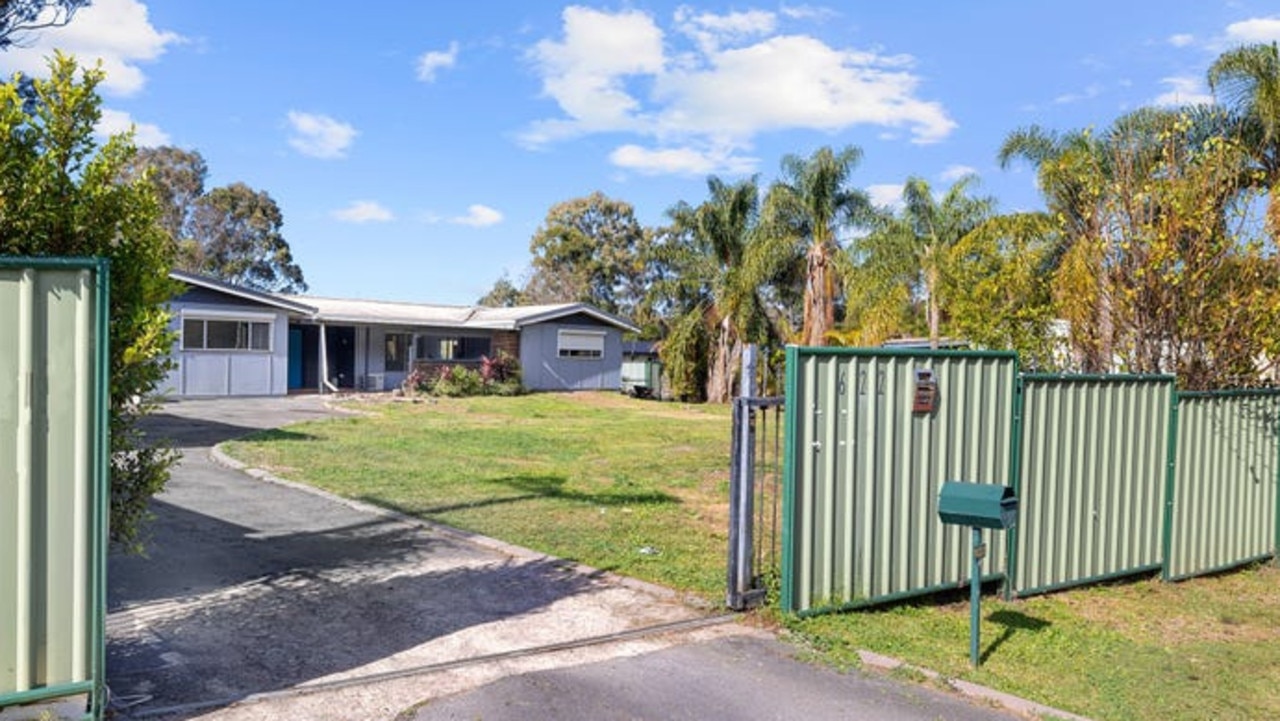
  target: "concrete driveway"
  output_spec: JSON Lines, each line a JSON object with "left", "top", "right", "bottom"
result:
{"left": 106, "top": 396, "right": 1031, "bottom": 721}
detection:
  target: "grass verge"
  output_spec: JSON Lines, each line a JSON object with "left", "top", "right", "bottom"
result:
{"left": 225, "top": 392, "right": 1280, "bottom": 721}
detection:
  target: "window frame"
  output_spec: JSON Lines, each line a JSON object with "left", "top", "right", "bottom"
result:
{"left": 415, "top": 334, "right": 492, "bottom": 362}
{"left": 181, "top": 312, "right": 275, "bottom": 353}
{"left": 384, "top": 332, "right": 412, "bottom": 372}
{"left": 557, "top": 329, "right": 606, "bottom": 360}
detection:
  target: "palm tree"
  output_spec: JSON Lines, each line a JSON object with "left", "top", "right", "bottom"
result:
{"left": 1209, "top": 41, "right": 1280, "bottom": 234}
{"left": 851, "top": 175, "right": 993, "bottom": 348}
{"left": 998, "top": 125, "right": 1113, "bottom": 370}
{"left": 659, "top": 176, "right": 768, "bottom": 402}
{"left": 759, "top": 146, "right": 872, "bottom": 346}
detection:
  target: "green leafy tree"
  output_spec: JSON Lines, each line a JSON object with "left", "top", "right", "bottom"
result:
{"left": 121, "top": 145, "right": 208, "bottom": 264}
{"left": 187, "top": 182, "right": 307, "bottom": 293}
{"left": 659, "top": 176, "right": 770, "bottom": 402}
{"left": 524, "top": 191, "right": 651, "bottom": 319}
{"left": 944, "top": 212, "right": 1059, "bottom": 368}
{"left": 1208, "top": 41, "right": 1280, "bottom": 235}
{"left": 999, "top": 125, "right": 1112, "bottom": 369}
{"left": 846, "top": 175, "right": 994, "bottom": 348}
{"left": 759, "top": 145, "right": 872, "bottom": 346}
{"left": 124, "top": 147, "right": 307, "bottom": 293}
{"left": 0, "top": 54, "right": 179, "bottom": 547}
{"left": 477, "top": 273, "right": 524, "bottom": 307}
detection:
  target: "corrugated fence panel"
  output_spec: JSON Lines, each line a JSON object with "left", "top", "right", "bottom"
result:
{"left": 0, "top": 259, "right": 106, "bottom": 714}
{"left": 1167, "top": 392, "right": 1280, "bottom": 580}
{"left": 782, "top": 347, "right": 1017, "bottom": 614}
{"left": 1013, "top": 376, "right": 1173, "bottom": 597}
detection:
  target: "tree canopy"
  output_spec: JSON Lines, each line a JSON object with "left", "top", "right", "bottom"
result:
{"left": 523, "top": 191, "right": 652, "bottom": 319}
{"left": 124, "top": 146, "right": 308, "bottom": 293}
{"left": 0, "top": 54, "right": 178, "bottom": 547}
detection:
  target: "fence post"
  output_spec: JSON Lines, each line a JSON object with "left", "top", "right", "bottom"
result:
{"left": 727, "top": 345, "right": 759, "bottom": 610}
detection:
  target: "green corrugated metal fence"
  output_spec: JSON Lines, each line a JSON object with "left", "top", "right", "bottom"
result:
{"left": 1012, "top": 375, "right": 1174, "bottom": 596}
{"left": 1166, "top": 391, "right": 1280, "bottom": 581}
{"left": 778, "top": 346, "right": 1280, "bottom": 617}
{"left": 781, "top": 347, "right": 1018, "bottom": 614}
{"left": 0, "top": 258, "right": 109, "bottom": 720}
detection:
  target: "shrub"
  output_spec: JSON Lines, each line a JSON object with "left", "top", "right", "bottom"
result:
{"left": 401, "top": 353, "right": 525, "bottom": 398}
{"left": 431, "top": 364, "right": 484, "bottom": 397}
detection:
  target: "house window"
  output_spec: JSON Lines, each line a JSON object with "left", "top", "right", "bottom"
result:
{"left": 558, "top": 329, "right": 605, "bottom": 359}
{"left": 385, "top": 333, "right": 411, "bottom": 372}
{"left": 182, "top": 318, "right": 271, "bottom": 351}
{"left": 416, "top": 335, "right": 491, "bottom": 361}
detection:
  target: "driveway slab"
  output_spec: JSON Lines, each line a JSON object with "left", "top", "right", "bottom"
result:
{"left": 107, "top": 397, "right": 711, "bottom": 719}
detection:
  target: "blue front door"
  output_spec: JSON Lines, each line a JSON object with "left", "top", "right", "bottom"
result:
{"left": 288, "top": 327, "right": 303, "bottom": 389}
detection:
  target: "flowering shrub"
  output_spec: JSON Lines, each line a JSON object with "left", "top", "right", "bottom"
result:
{"left": 402, "top": 352, "right": 524, "bottom": 397}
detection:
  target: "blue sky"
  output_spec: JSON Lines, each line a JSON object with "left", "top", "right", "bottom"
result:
{"left": 4, "top": 1, "right": 1280, "bottom": 304}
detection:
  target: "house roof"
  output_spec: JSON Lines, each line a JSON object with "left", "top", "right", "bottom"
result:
{"left": 170, "top": 269, "right": 317, "bottom": 315}
{"left": 169, "top": 271, "right": 639, "bottom": 333}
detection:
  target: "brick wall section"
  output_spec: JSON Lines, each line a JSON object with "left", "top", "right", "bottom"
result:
{"left": 493, "top": 331, "right": 519, "bottom": 359}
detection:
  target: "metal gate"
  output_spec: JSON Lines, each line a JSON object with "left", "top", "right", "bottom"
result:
{"left": 726, "top": 346, "right": 785, "bottom": 610}
{"left": 0, "top": 257, "right": 110, "bottom": 720}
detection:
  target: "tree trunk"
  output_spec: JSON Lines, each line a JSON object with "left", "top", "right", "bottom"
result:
{"left": 706, "top": 315, "right": 740, "bottom": 403}
{"left": 803, "top": 241, "right": 834, "bottom": 346}
{"left": 926, "top": 262, "right": 940, "bottom": 349}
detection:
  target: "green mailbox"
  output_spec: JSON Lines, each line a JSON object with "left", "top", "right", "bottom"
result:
{"left": 936, "top": 481, "right": 1018, "bottom": 669}
{"left": 937, "top": 481, "right": 1018, "bottom": 530}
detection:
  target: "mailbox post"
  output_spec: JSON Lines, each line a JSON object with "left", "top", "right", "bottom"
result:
{"left": 937, "top": 481, "right": 1018, "bottom": 667}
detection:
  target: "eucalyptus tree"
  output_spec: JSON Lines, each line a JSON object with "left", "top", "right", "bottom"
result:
{"left": 657, "top": 176, "right": 769, "bottom": 402}
{"left": 758, "top": 145, "right": 872, "bottom": 346}
{"left": 848, "top": 175, "right": 994, "bottom": 348}
{"left": 524, "top": 191, "right": 651, "bottom": 319}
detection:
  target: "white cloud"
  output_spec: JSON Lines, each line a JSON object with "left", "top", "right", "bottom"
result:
{"left": 450, "top": 204, "right": 503, "bottom": 227}
{"left": 1167, "top": 33, "right": 1195, "bottom": 47}
{"left": 96, "top": 108, "right": 170, "bottom": 146}
{"left": 416, "top": 41, "right": 459, "bottom": 82}
{"left": 286, "top": 111, "right": 357, "bottom": 159}
{"left": 332, "top": 200, "right": 394, "bottom": 223}
{"left": 610, "top": 143, "right": 756, "bottom": 175}
{"left": 1225, "top": 17, "right": 1280, "bottom": 43}
{"left": 1053, "top": 83, "right": 1102, "bottom": 105}
{"left": 521, "top": 6, "right": 955, "bottom": 168}
{"left": 939, "top": 165, "right": 977, "bottom": 182}
{"left": 0, "top": 0, "right": 182, "bottom": 97}
{"left": 867, "top": 183, "right": 904, "bottom": 210}
{"left": 1153, "top": 76, "right": 1213, "bottom": 107}
{"left": 675, "top": 7, "right": 777, "bottom": 53}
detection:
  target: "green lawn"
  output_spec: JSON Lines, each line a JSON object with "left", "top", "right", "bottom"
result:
{"left": 224, "top": 392, "right": 1280, "bottom": 721}
{"left": 223, "top": 393, "right": 734, "bottom": 597}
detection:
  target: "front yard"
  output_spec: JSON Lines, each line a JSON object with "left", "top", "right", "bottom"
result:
{"left": 224, "top": 392, "right": 1280, "bottom": 721}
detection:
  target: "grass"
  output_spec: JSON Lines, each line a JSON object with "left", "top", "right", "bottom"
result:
{"left": 224, "top": 392, "right": 1280, "bottom": 721}
{"left": 222, "top": 392, "right": 734, "bottom": 598}
{"left": 784, "top": 568, "right": 1280, "bottom": 721}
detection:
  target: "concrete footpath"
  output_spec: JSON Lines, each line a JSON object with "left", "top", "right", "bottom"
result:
{"left": 105, "top": 396, "right": 1051, "bottom": 721}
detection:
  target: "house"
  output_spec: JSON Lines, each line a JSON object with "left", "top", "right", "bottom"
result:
{"left": 162, "top": 271, "right": 640, "bottom": 397}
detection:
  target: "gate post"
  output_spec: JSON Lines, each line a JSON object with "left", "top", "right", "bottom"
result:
{"left": 727, "top": 345, "right": 760, "bottom": 610}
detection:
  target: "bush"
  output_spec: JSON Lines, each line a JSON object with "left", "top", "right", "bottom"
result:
{"left": 432, "top": 364, "right": 484, "bottom": 397}
{"left": 402, "top": 352, "right": 525, "bottom": 398}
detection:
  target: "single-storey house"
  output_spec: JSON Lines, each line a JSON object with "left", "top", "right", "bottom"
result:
{"left": 161, "top": 270, "right": 640, "bottom": 397}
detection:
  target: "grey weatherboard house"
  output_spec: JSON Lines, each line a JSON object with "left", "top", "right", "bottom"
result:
{"left": 162, "top": 270, "right": 639, "bottom": 397}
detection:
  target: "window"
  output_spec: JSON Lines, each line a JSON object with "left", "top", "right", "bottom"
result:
{"left": 182, "top": 318, "right": 271, "bottom": 351}
{"left": 415, "top": 335, "right": 491, "bottom": 361}
{"left": 385, "top": 333, "right": 411, "bottom": 372}
{"left": 558, "top": 329, "right": 605, "bottom": 359}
